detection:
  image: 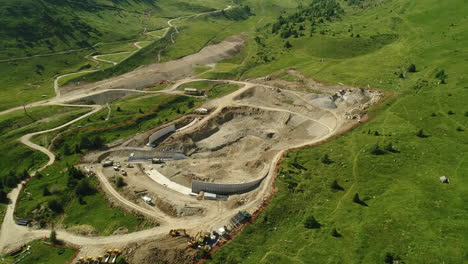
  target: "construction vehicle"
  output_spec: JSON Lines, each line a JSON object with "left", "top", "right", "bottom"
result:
{"left": 104, "top": 254, "right": 110, "bottom": 263}
{"left": 187, "top": 231, "right": 212, "bottom": 248}
{"left": 169, "top": 229, "right": 188, "bottom": 237}
{"left": 188, "top": 231, "right": 201, "bottom": 248}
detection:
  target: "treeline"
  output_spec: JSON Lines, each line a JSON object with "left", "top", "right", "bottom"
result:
{"left": 62, "top": 135, "right": 105, "bottom": 156}
{"left": 271, "top": 0, "right": 343, "bottom": 38}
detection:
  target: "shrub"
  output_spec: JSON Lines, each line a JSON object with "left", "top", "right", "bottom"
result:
{"left": 321, "top": 154, "right": 333, "bottom": 164}
{"left": 304, "top": 216, "right": 321, "bottom": 229}
{"left": 284, "top": 41, "right": 293, "bottom": 48}
{"left": 370, "top": 144, "right": 385, "bottom": 155}
{"left": 331, "top": 180, "right": 344, "bottom": 191}
{"left": 75, "top": 179, "right": 96, "bottom": 197}
{"left": 0, "top": 190, "right": 8, "bottom": 203}
{"left": 116, "top": 177, "right": 126, "bottom": 188}
{"left": 50, "top": 230, "right": 58, "bottom": 244}
{"left": 48, "top": 199, "right": 63, "bottom": 213}
{"left": 407, "top": 64, "right": 416, "bottom": 72}
{"left": 384, "top": 143, "right": 399, "bottom": 153}
{"left": 353, "top": 193, "right": 368, "bottom": 206}
{"left": 435, "top": 69, "right": 447, "bottom": 84}
{"left": 416, "top": 129, "right": 428, "bottom": 138}
{"left": 456, "top": 127, "right": 464, "bottom": 132}
{"left": 43, "top": 186, "right": 51, "bottom": 196}
{"left": 331, "top": 228, "right": 342, "bottom": 237}
{"left": 448, "top": 110, "right": 455, "bottom": 115}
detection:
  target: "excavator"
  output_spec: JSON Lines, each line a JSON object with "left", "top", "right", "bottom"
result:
{"left": 188, "top": 231, "right": 213, "bottom": 248}
{"left": 187, "top": 231, "right": 201, "bottom": 248}
{"left": 169, "top": 229, "right": 188, "bottom": 237}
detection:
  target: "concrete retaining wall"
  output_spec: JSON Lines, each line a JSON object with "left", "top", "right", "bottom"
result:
{"left": 192, "top": 176, "right": 266, "bottom": 195}
{"left": 148, "top": 124, "right": 176, "bottom": 145}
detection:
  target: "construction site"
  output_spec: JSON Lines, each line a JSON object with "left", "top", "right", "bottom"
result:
{"left": 71, "top": 71, "right": 382, "bottom": 263}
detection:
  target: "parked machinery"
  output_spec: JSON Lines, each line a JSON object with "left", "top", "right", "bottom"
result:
{"left": 169, "top": 229, "right": 188, "bottom": 237}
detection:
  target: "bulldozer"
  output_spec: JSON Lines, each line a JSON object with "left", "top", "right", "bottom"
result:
{"left": 169, "top": 229, "right": 188, "bottom": 237}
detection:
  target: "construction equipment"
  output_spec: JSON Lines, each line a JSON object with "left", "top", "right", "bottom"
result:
{"left": 169, "top": 229, "right": 188, "bottom": 237}
{"left": 188, "top": 231, "right": 201, "bottom": 248}
{"left": 104, "top": 254, "right": 110, "bottom": 263}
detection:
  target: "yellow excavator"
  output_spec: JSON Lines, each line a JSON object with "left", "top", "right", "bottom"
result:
{"left": 188, "top": 231, "right": 201, "bottom": 248}
{"left": 169, "top": 229, "right": 188, "bottom": 237}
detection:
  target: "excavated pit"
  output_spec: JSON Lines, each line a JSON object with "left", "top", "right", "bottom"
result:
{"left": 156, "top": 105, "right": 331, "bottom": 186}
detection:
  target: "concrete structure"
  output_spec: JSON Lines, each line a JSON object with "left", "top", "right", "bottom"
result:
{"left": 102, "top": 160, "right": 114, "bottom": 167}
{"left": 184, "top": 88, "right": 204, "bottom": 96}
{"left": 195, "top": 108, "right": 208, "bottom": 114}
{"left": 191, "top": 176, "right": 266, "bottom": 195}
{"left": 147, "top": 124, "right": 176, "bottom": 146}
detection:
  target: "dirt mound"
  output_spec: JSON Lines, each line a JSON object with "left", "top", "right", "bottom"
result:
{"left": 124, "top": 237, "right": 199, "bottom": 264}
{"left": 305, "top": 94, "right": 337, "bottom": 109}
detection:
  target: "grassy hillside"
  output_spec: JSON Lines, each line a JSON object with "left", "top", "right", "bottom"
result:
{"left": 0, "top": 0, "right": 230, "bottom": 111}
{"left": 15, "top": 94, "right": 203, "bottom": 234}
{"left": 207, "top": 0, "right": 468, "bottom": 263}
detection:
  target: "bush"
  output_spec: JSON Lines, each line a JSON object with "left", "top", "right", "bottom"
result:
{"left": 435, "top": 69, "right": 447, "bottom": 84}
{"left": 321, "top": 154, "right": 333, "bottom": 164}
{"left": 331, "top": 180, "right": 344, "bottom": 191}
{"left": 115, "top": 177, "right": 126, "bottom": 188}
{"left": 416, "top": 129, "right": 428, "bottom": 138}
{"left": 75, "top": 179, "right": 96, "bottom": 197}
{"left": 0, "top": 190, "right": 8, "bottom": 203}
{"left": 50, "top": 230, "right": 58, "bottom": 244}
{"left": 370, "top": 144, "right": 385, "bottom": 155}
{"left": 304, "top": 216, "right": 321, "bottom": 229}
{"left": 353, "top": 193, "right": 368, "bottom": 206}
{"left": 456, "top": 127, "right": 464, "bottom": 132}
{"left": 43, "top": 186, "right": 51, "bottom": 196}
{"left": 331, "top": 228, "right": 342, "bottom": 237}
{"left": 48, "top": 199, "right": 63, "bottom": 213}
{"left": 384, "top": 143, "right": 399, "bottom": 153}
{"left": 448, "top": 110, "right": 455, "bottom": 115}
{"left": 407, "top": 64, "right": 416, "bottom": 72}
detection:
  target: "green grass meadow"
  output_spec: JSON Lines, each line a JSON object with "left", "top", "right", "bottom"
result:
{"left": 0, "top": 240, "right": 76, "bottom": 264}
{"left": 205, "top": 0, "right": 468, "bottom": 263}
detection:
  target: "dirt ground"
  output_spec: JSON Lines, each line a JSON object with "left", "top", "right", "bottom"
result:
{"left": 123, "top": 236, "right": 199, "bottom": 264}
{"left": 94, "top": 72, "right": 381, "bottom": 221}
